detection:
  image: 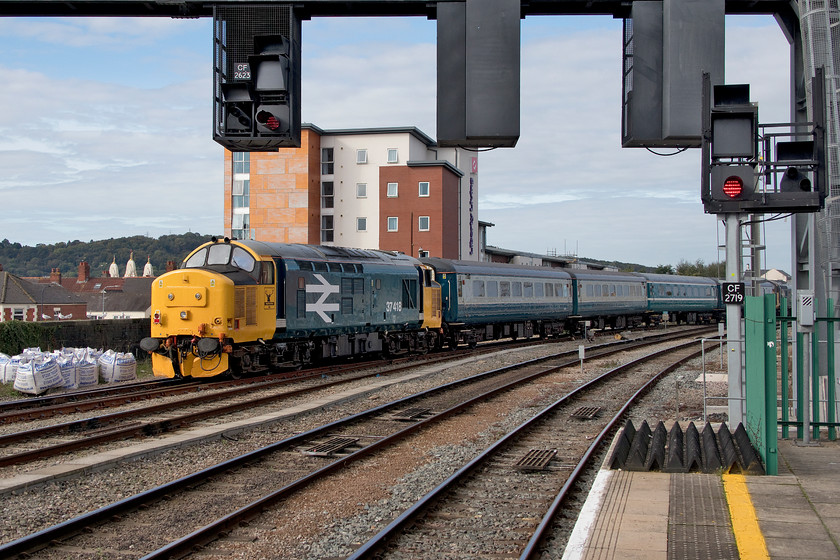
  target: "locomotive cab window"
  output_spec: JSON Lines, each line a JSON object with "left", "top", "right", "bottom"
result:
{"left": 259, "top": 262, "right": 274, "bottom": 284}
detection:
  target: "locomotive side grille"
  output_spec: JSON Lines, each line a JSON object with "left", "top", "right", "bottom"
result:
{"left": 245, "top": 286, "right": 257, "bottom": 325}
{"left": 234, "top": 288, "right": 245, "bottom": 319}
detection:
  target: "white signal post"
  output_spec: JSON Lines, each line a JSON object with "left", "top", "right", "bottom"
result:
{"left": 724, "top": 213, "right": 745, "bottom": 425}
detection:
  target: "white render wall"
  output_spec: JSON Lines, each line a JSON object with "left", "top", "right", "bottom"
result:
{"left": 317, "top": 130, "right": 478, "bottom": 259}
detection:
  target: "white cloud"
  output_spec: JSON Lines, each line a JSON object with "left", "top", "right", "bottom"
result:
{"left": 0, "top": 14, "right": 795, "bottom": 271}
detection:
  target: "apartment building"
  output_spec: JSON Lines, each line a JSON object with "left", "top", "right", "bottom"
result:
{"left": 223, "top": 124, "right": 479, "bottom": 260}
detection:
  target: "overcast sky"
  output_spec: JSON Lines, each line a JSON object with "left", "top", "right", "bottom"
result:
{"left": 0, "top": 13, "right": 794, "bottom": 270}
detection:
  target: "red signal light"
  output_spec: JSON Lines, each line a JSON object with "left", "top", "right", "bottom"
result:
{"left": 256, "top": 110, "right": 281, "bottom": 131}
{"left": 722, "top": 176, "right": 744, "bottom": 198}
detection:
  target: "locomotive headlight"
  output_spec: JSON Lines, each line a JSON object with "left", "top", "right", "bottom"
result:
{"left": 214, "top": 317, "right": 222, "bottom": 325}
{"left": 180, "top": 311, "right": 189, "bottom": 320}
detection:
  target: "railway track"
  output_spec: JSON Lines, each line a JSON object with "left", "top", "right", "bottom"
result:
{"left": 348, "top": 340, "right": 703, "bottom": 559}
{"left": 0, "top": 327, "right": 713, "bottom": 559}
{"left": 0, "top": 336, "right": 557, "bottom": 424}
{"left": 0, "top": 338, "right": 573, "bottom": 471}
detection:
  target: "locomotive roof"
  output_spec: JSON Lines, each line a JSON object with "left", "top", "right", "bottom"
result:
{"left": 231, "top": 240, "right": 421, "bottom": 266}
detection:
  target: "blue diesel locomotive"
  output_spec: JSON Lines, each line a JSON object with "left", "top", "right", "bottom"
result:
{"left": 141, "top": 238, "right": 726, "bottom": 378}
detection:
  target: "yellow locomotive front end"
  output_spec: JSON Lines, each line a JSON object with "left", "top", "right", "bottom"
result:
{"left": 140, "top": 239, "right": 277, "bottom": 378}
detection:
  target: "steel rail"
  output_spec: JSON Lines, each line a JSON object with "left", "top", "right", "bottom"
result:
{"left": 0, "top": 331, "right": 687, "bottom": 558}
{"left": 346, "top": 341, "right": 704, "bottom": 559}
{"left": 140, "top": 333, "right": 710, "bottom": 559}
{"left": 0, "top": 377, "right": 183, "bottom": 417}
{"left": 0, "top": 334, "right": 547, "bottom": 424}
{"left": 0, "top": 338, "right": 561, "bottom": 468}
{"left": 518, "top": 348, "right": 703, "bottom": 559}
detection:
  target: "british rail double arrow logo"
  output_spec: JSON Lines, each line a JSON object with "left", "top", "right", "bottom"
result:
{"left": 306, "top": 274, "right": 340, "bottom": 322}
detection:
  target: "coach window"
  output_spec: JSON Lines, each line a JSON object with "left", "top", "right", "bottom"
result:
{"left": 546, "top": 283, "right": 554, "bottom": 297}
{"left": 609, "top": 285, "right": 616, "bottom": 297}
{"left": 586, "top": 284, "right": 594, "bottom": 297}
{"left": 595, "top": 285, "right": 602, "bottom": 297}
{"left": 500, "top": 281, "right": 511, "bottom": 297}
{"left": 523, "top": 282, "right": 533, "bottom": 297}
{"left": 473, "top": 280, "right": 485, "bottom": 297}
{"left": 512, "top": 282, "right": 522, "bottom": 297}
{"left": 487, "top": 281, "right": 499, "bottom": 298}
{"left": 535, "top": 282, "right": 544, "bottom": 297}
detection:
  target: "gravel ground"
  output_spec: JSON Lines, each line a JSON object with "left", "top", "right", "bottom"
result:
{"left": 0, "top": 328, "right": 727, "bottom": 557}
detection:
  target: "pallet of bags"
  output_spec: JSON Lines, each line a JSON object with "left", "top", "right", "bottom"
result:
{"left": 13, "top": 353, "right": 63, "bottom": 395}
{"left": 98, "top": 350, "right": 137, "bottom": 383}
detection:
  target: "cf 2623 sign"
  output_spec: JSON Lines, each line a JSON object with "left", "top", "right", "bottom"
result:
{"left": 722, "top": 282, "right": 745, "bottom": 305}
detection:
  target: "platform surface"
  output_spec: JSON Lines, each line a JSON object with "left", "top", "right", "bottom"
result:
{"left": 564, "top": 438, "right": 840, "bottom": 560}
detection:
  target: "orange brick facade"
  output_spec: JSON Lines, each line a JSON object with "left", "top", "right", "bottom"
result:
{"left": 224, "top": 128, "right": 321, "bottom": 244}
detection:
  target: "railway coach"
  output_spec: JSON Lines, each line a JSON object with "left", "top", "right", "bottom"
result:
{"left": 567, "top": 269, "right": 649, "bottom": 330}
{"left": 421, "top": 258, "right": 575, "bottom": 347}
{"left": 639, "top": 273, "right": 722, "bottom": 324}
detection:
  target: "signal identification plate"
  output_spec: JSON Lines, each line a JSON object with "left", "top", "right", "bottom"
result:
{"left": 722, "top": 282, "right": 745, "bottom": 304}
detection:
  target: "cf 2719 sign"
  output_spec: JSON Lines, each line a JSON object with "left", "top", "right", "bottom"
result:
{"left": 722, "top": 282, "right": 746, "bottom": 304}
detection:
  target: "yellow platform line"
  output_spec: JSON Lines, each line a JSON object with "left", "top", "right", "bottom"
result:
{"left": 722, "top": 473, "right": 770, "bottom": 560}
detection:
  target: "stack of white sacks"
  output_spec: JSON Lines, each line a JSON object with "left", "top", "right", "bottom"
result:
{"left": 0, "top": 347, "right": 137, "bottom": 395}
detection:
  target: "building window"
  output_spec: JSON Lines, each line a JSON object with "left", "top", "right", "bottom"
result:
{"left": 387, "top": 148, "right": 398, "bottom": 163}
{"left": 418, "top": 216, "right": 430, "bottom": 231}
{"left": 356, "top": 183, "right": 367, "bottom": 198}
{"left": 321, "top": 148, "right": 334, "bottom": 174}
{"left": 321, "top": 215, "right": 334, "bottom": 242}
{"left": 232, "top": 179, "right": 249, "bottom": 208}
{"left": 357, "top": 217, "right": 367, "bottom": 232}
{"left": 13, "top": 308, "right": 24, "bottom": 321}
{"left": 387, "top": 217, "right": 398, "bottom": 232}
{"left": 231, "top": 212, "right": 250, "bottom": 240}
{"left": 233, "top": 152, "right": 250, "bottom": 174}
{"left": 356, "top": 149, "right": 367, "bottom": 164}
{"left": 418, "top": 250, "right": 430, "bottom": 258}
{"left": 387, "top": 182, "right": 398, "bottom": 197}
{"left": 418, "top": 181, "right": 430, "bottom": 197}
{"left": 321, "top": 182, "right": 334, "bottom": 209}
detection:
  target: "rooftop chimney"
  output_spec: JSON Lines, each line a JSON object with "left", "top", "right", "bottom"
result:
{"left": 78, "top": 261, "right": 91, "bottom": 283}
{"left": 50, "top": 268, "right": 62, "bottom": 284}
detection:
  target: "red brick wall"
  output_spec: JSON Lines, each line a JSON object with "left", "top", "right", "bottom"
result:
{"left": 378, "top": 165, "right": 462, "bottom": 259}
